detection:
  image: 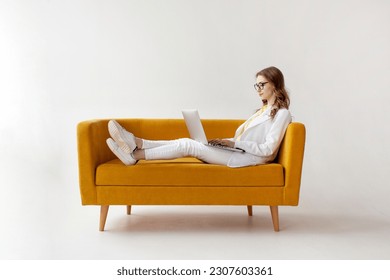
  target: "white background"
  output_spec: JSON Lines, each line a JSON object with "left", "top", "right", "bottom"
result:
{"left": 1, "top": 0, "right": 390, "bottom": 261}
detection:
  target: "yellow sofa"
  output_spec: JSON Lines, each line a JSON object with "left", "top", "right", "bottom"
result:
{"left": 77, "top": 119, "right": 306, "bottom": 232}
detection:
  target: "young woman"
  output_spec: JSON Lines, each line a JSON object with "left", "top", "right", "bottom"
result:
{"left": 106, "top": 66, "right": 292, "bottom": 168}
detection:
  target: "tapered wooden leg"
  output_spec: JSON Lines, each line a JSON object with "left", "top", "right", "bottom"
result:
{"left": 99, "top": 205, "right": 109, "bottom": 231}
{"left": 270, "top": 206, "right": 279, "bottom": 232}
{"left": 126, "top": 205, "right": 132, "bottom": 215}
{"left": 247, "top": 205, "right": 253, "bottom": 216}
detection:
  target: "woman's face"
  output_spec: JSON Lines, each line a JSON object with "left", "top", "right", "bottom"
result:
{"left": 256, "top": 75, "right": 274, "bottom": 103}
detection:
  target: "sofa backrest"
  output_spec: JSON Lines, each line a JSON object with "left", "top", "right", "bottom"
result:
{"left": 120, "top": 119, "right": 244, "bottom": 141}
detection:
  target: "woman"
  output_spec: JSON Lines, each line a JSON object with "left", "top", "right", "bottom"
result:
{"left": 106, "top": 66, "right": 292, "bottom": 168}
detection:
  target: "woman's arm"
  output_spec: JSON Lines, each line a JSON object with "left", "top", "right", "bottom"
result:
{"left": 234, "top": 109, "right": 292, "bottom": 157}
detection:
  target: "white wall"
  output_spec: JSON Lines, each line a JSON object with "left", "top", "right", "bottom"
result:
{"left": 1, "top": 0, "right": 390, "bottom": 255}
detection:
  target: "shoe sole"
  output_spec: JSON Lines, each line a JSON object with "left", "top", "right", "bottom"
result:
{"left": 108, "top": 120, "right": 136, "bottom": 153}
{"left": 106, "top": 138, "right": 135, "bottom": 166}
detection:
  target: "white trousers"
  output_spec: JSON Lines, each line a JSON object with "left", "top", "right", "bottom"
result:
{"left": 142, "top": 138, "right": 233, "bottom": 166}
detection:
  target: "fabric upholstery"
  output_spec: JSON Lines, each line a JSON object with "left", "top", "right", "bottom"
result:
{"left": 96, "top": 158, "right": 284, "bottom": 187}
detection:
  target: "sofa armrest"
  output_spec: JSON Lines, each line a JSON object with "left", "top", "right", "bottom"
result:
{"left": 277, "top": 122, "right": 306, "bottom": 205}
{"left": 77, "top": 119, "right": 112, "bottom": 205}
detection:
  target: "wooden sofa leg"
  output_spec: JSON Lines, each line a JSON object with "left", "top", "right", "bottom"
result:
{"left": 270, "top": 206, "right": 279, "bottom": 232}
{"left": 99, "top": 205, "right": 109, "bottom": 231}
{"left": 247, "top": 205, "right": 253, "bottom": 216}
{"left": 127, "top": 205, "right": 132, "bottom": 215}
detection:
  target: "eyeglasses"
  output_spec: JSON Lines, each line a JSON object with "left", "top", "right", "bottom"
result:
{"left": 254, "top": 82, "right": 268, "bottom": 91}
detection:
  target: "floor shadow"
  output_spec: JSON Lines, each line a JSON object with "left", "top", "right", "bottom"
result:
{"left": 104, "top": 207, "right": 274, "bottom": 234}
{"left": 101, "top": 206, "right": 390, "bottom": 235}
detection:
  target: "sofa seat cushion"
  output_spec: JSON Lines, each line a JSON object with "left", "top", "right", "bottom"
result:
{"left": 96, "top": 158, "right": 284, "bottom": 187}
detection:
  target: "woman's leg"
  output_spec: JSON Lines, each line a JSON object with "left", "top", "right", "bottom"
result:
{"left": 140, "top": 138, "right": 179, "bottom": 149}
{"left": 133, "top": 139, "right": 189, "bottom": 161}
{"left": 133, "top": 138, "right": 233, "bottom": 166}
{"left": 108, "top": 121, "right": 233, "bottom": 166}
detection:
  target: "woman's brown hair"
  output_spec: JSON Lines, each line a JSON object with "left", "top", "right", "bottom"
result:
{"left": 256, "top": 66, "right": 290, "bottom": 118}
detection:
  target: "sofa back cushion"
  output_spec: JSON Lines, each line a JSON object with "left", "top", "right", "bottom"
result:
{"left": 114, "top": 119, "right": 244, "bottom": 140}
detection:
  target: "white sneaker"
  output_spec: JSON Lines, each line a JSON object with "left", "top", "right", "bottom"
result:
{"left": 106, "top": 138, "right": 137, "bottom": 166}
{"left": 108, "top": 120, "right": 137, "bottom": 153}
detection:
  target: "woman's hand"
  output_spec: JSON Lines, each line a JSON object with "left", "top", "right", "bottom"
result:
{"left": 208, "top": 138, "right": 235, "bottom": 148}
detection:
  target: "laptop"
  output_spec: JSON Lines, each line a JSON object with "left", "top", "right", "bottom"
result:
{"left": 182, "top": 109, "right": 245, "bottom": 153}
